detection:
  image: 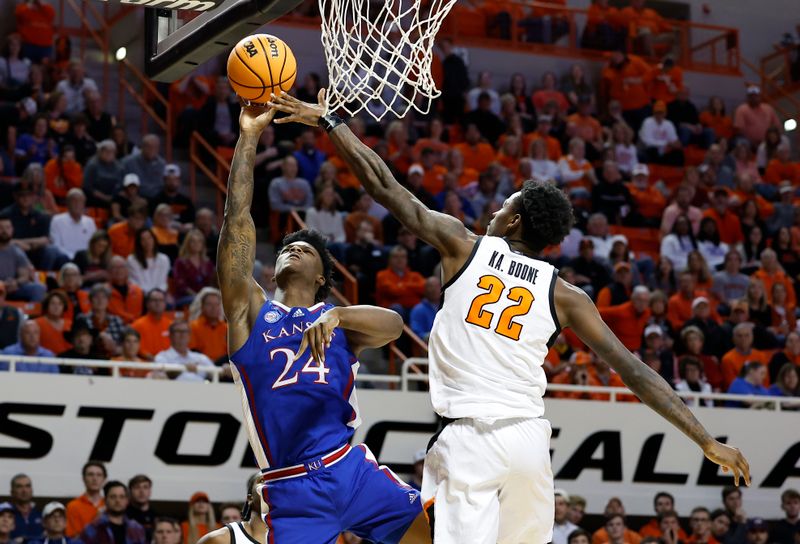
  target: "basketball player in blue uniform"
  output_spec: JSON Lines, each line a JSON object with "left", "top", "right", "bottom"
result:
{"left": 217, "top": 105, "right": 429, "bottom": 544}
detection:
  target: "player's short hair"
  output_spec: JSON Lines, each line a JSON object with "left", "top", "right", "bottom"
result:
{"left": 516, "top": 180, "right": 574, "bottom": 253}
{"left": 280, "top": 229, "right": 333, "bottom": 303}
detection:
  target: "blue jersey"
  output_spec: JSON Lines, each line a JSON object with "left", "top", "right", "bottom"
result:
{"left": 230, "top": 300, "right": 360, "bottom": 469}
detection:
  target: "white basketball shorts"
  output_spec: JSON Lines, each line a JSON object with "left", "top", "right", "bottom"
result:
{"left": 421, "top": 417, "right": 554, "bottom": 544}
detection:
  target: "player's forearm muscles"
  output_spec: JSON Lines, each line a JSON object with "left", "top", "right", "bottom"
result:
{"left": 217, "top": 132, "right": 258, "bottom": 283}
{"left": 595, "top": 335, "right": 714, "bottom": 450}
{"left": 334, "top": 306, "right": 404, "bottom": 340}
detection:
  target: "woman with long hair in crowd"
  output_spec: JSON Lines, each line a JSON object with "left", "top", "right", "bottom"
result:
{"left": 738, "top": 224, "right": 766, "bottom": 274}
{"left": 687, "top": 250, "right": 713, "bottom": 291}
{"left": 699, "top": 95, "right": 733, "bottom": 141}
{"left": 304, "top": 185, "right": 346, "bottom": 244}
{"left": 0, "top": 33, "right": 30, "bottom": 98}
{"left": 647, "top": 289, "right": 674, "bottom": 340}
{"left": 679, "top": 326, "right": 723, "bottom": 391}
{"left": 561, "top": 63, "right": 593, "bottom": 112}
{"left": 610, "top": 122, "right": 638, "bottom": 177}
{"left": 182, "top": 492, "right": 215, "bottom": 544}
{"left": 127, "top": 228, "right": 170, "bottom": 294}
{"left": 732, "top": 140, "right": 761, "bottom": 182}
{"left": 769, "top": 331, "right": 800, "bottom": 382}
{"left": 772, "top": 226, "right": 800, "bottom": 280}
{"left": 769, "top": 282, "right": 797, "bottom": 340}
{"left": 660, "top": 214, "right": 697, "bottom": 271}
{"left": 507, "top": 72, "right": 534, "bottom": 119}
{"left": 768, "top": 364, "right": 800, "bottom": 408}
{"left": 651, "top": 257, "right": 677, "bottom": 295}
{"left": 696, "top": 217, "right": 729, "bottom": 271}
{"left": 674, "top": 356, "right": 713, "bottom": 407}
{"left": 73, "top": 230, "right": 112, "bottom": 287}
{"left": 34, "top": 290, "right": 72, "bottom": 355}
{"left": 529, "top": 137, "right": 560, "bottom": 183}
{"left": 172, "top": 228, "right": 215, "bottom": 307}
{"left": 745, "top": 278, "right": 772, "bottom": 329}
{"left": 22, "top": 162, "right": 58, "bottom": 214}
{"left": 739, "top": 198, "right": 766, "bottom": 239}
{"left": 756, "top": 126, "right": 790, "bottom": 170}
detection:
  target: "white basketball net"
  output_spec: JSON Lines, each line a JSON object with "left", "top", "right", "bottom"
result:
{"left": 319, "top": 0, "right": 458, "bottom": 121}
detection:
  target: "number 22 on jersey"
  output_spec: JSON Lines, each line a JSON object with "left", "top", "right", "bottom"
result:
{"left": 465, "top": 275, "right": 534, "bottom": 341}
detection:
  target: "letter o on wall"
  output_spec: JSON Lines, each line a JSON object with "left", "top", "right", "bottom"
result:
{"left": 155, "top": 412, "right": 240, "bottom": 466}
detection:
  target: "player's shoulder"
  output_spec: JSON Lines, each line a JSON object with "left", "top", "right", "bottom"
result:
{"left": 196, "top": 526, "right": 232, "bottom": 544}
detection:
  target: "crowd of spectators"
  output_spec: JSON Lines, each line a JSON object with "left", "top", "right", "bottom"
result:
{"left": 1, "top": 466, "right": 799, "bottom": 544}
{"left": 1, "top": 0, "right": 800, "bottom": 408}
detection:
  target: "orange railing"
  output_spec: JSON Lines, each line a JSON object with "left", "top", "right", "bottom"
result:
{"left": 760, "top": 46, "right": 800, "bottom": 97}
{"left": 57, "top": 0, "right": 110, "bottom": 100}
{"left": 279, "top": 1, "right": 740, "bottom": 75}
{"left": 742, "top": 56, "right": 800, "bottom": 122}
{"left": 118, "top": 59, "right": 173, "bottom": 160}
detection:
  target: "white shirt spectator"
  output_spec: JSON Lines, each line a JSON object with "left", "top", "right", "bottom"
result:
{"left": 614, "top": 143, "right": 639, "bottom": 175}
{"left": 660, "top": 234, "right": 695, "bottom": 271}
{"left": 466, "top": 87, "right": 501, "bottom": 115}
{"left": 55, "top": 77, "right": 98, "bottom": 114}
{"left": 639, "top": 116, "right": 679, "bottom": 153}
{"left": 675, "top": 379, "right": 713, "bottom": 407}
{"left": 304, "top": 208, "right": 346, "bottom": 243}
{"left": 126, "top": 253, "right": 170, "bottom": 292}
{"left": 698, "top": 240, "right": 730, "bottom": 271}
{"left": 552, "top": 520, "right": 579, "bottom": 544}
{"left": 0, "top": 57, "right": 30, "bottom": 87}
{"left": 586, "top": 235, "right": 614, "bottom": 262}
{"left": 49, "top": 212, "right": 96, "bottom": 259}
{"left": 154, "top": 347, "right": 215, "bottom": 382}
{"left": 531, "top": 158, "right": 560, "bottom": 183}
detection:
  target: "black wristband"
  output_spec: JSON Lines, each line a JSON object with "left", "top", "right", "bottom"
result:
{"left": 318, "top": 112, "right": 345, "bottom": 133}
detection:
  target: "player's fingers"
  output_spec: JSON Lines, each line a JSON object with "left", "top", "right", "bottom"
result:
{"left": 313, "top": 326, "right": 325, "bottom": 363}
{"left": 740, "top": 457, "right": 751, "bottom": 486}
{"left": 264, "top": 107, "right": 277, "bottom": 123}
{"left": 731, "top": 466, "right": 740, "bottom": 487}
{"left": 294, "top": 333, "right": 309, "bottom": 361}
{"left": 318, "top": 88, "right": 326, "bottom": 105}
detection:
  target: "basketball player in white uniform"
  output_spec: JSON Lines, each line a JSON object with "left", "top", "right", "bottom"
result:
{"left": 197, "top": 474, "right": 266, "bottom": 544}
{"left": 270, "top": 91, "right": 751, "bottom": 544}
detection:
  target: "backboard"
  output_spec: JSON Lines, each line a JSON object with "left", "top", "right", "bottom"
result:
{"left": 144, "top": 0, "right": 304, "bottom": 81}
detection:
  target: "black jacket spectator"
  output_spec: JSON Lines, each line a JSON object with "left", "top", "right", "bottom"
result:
{"left": 439, "top": 39, "right": 469, "bottom": 123}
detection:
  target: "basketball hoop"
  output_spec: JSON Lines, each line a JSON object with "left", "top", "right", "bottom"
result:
{"left": 319, "top": 0, "right": 458, "bottom": 121}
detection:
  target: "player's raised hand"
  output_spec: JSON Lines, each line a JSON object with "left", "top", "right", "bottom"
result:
{"left": 239, "top": 102, "right": 276, "bottom": 134}
{"left": 703, "top": 440, "right": 751, "bottom": 486}
{"left": 295, "top": 307, "right": 340, "bottom": 364}
{"left": 269, "top": 89, "right": 327, "bottom": 127}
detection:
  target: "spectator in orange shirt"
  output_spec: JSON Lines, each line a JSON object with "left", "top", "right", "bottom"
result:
{"left": 446, "top": 148, "right": 480, "bottom": 189}
{"left": 15, "top": 0, "right": 56, "bottom": 62}
{"left": 181, "top": 492, "right": 214, "bottom": 544}
{"left": 733, "top": 85, "right": 781, "bottom": 146}
{"left": 703, "top": 188, "right": 744, "bottom": 245}
{"left": 699, "top": 96, "right": 734, "bottom": 141}
{"left": 687, "top": 507, "right": 719, "bottom": 544}
{"left": 599, "top": 286, "right": 651, "bottom": 351}
{"left": 496, "top": 135, "right": 522, "bottom": 176}
{"left": 567, "top": 95, "right": 604, "bottom": 161}
{"left": 558, "top": 138, "right": 597, "bottom": 193}
{"left": 417, "top": 149, "right": 448, "bottom": 195}
{"left": 107, "top": 256, "right": 144, "bottom": 324}
{"left": 600, "top": 50, "right": 652, "bottom": 132}
{"left": 114, "top": 328, "right": 149, "bottom": 378}
{"left": 650, "top": 56, "right": 683, "bottom": 104}
{"left": 639, "top": 493, "right": 688, "bottom": 540}
{"left": 375, "top": 246, "right": 426, "bottom": 320}
{"left": 592, "top": 498, "right": 642, "bottom": 544}
{"left": 626, "top": 164, "right": 666, "bottom": 227}
{"left": 44, "top": 146, "right": 83, "bottom": 204}
{"left": 583, "top": 0, "right": 625, "bottom": 51}
{"left": 108, "top": 204, "right": 148, "bottom": 257}
{"left": 720, "top": 322, "right": 770, "bottom": 389}
{"left": 753, "top": 248, "right": 797, "bottom": 306}
{"left": 667, "top": 271, "right": 707, "bottom": 329}
{"left": 551, "top": 353, "right": 605, "bottom": 401}
{"left": 525, "top": 115, "right": 563, "bottom": 161}
{"left": 454, "top": 124, "right": 496, "bottom": 172}
{"left": 35, "top": 290, "right": 72, "bottom": 355}
{"left": 131, "top": 289, "right": 172, "bottom": 359}
{"left": 189, "top": 287, "right": 228, "bottom": 365}
{"left": 532, "top": 72, "right": 570, "bottom": 115}
{"left": 385, "top": 121, "right": 414, "bottom": 174}
{"left": 66, "top": 461, "right": 106, "bottom": 537}
{"left": 343, "top": 193, "right": 384, "bottom": 244}
{"left": 619, "top": 0, "right": 673, "bottom": 57}
{"left": 763, "top": 143, "right": 800, "bottom": 186}
{"left": 596, "top": 262, "right": 634, "bottom": 308}
{"left": 730, "top": 174, "right": 773, "bottom": 220}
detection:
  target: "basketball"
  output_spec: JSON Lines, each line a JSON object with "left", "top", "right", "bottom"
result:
{"left": 226, "top": 34, "right": 297, "bottom": 103}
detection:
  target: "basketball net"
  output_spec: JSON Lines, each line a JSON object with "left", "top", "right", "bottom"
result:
{"left": 319, "top": 0, "right": 458, "bottom": 121}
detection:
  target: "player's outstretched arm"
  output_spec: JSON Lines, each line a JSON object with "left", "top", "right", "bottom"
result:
{"left": 554, "top": 278, "right": 751, "bottom": 486}
{"left": 268, "top": 90, "right": 474, "bottom": 260}
{"left": 218, "top": 104, "right": 276, "bottom": 353}
{"left": 295, "top": 305, "right": 404, "bottom": 362}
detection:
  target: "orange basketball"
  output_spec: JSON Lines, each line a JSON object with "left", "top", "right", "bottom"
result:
{"left": 226, "top": 34, "right": 297, "bottom": 103}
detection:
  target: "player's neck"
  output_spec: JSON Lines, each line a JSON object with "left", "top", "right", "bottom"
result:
{"left": 274, "top": 282, "right": 317, "bottom": 309}
{"left": 243, "top": 517, "right": 266, "bottom": 544}
{"left": 503, "top": 236, "right": 537, "bottom": 258}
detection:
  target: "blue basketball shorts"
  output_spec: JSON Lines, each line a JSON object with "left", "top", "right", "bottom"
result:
{"left": 257, "top": 444, "right": 422, "bottom": 544}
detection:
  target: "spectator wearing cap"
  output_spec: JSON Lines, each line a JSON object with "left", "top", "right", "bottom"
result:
{"left": 111, "top": 174, "right": 147, "bottom": 225}
{"left": 409, "top": 276, "right": 440, "bottom": 342}
{"left": 753, "top": 248, "right": 797, "bottom": 307}
{"left": 55, "top": 63, "right": 98, "bottom": 115}
{"left": 703, "top": 188, "right": 744, "bottom": 246}
{"left": 197, "top": 76, "right": 238, "bottom": 148}
{"left": 29, "top": 501, "right": 82, "bottom": 544}
{"left": 106, "top": 256, "right": 144, "bottom": 324}
{"left": 771, "top": 489, "right": 800, "bottom": 544}
{"left": 682, "top": 297, "right": 725, "bottom": 355}
{"left": 721, "top": 323, "right": 770, "bottom": 390}
{"left": 150, "top": 165, "right": 196, "bottom": 230}
{"left": 0, "top": 320, "right": 58, "bottom": 373}
{"left": 639, "top": 101, "right": 684, "bottom": 166}
{"left": 73, "top": 284, "right": 126, "bottom": 347}
{"left": 741, "top": 519, "right": 769, "bottom": 544}
{"left": 155, "top": 321, "right": 215, "bottom": 381}
{"left": 188, "top": 288, "right": 227, "bottom": 364}
{"left": 408, "top": 449, "right": 425, "bottom": 491}
{"left": 0, "top": 281, "right": 23, "bottom": 349}
{"left": 83, "top": 139, "right": 123, "bottom": 208}
{"left": 553, "top": 489, "right": 580, "bottom": 544}
{"left": 181, "top": 493, "right": 214, "bottom": 544}
{"left": 734, "top": 85, "right": 781, "bottom": 146}
{"left": 59, "top": 320, "right": 102, "bottom": 369}
{"left": 669, "top": 86, "right": 714, "bottom": 150}
{"left": 8, "top": 474, "right": 41, "bottom": 541}
{"left": 625, "top": 164, "right": 666, "bottom": 228}
{"left": 49, "top": 189, "right": 96, "bottom": 260}
{"left": 675, "top": 356, "right": 713, "bottom": 407}
{"left": 131, "top": 289, "right": 172, "bottom": 359}
{"left": 599, "top": 285, "right": 651, "bottom": 351}
{"left": 108, "top": 203, "right": 148, "bottom": 257}
{"left": 2, "top": 179, "right": 66, "bottom": 270}
{"left": 596, "top": 261, "right": 634, "bottom": 309}
{"left": 122, "top": 135, "right": 165, "bottom": 200}
{"left": 591, "top": 160, "right": 632, "bottom": 223}
{"left": 726, "top": 362, "right": 771, "bottom": 408}
{"left": 80, "top": 481, "right": 145, "bottom": 544}
{"left": 126, "top": 475, "right": 158, "bottom": 542}
{"left": 661, "top": 185, "right": 703, "bottom": 237}
{"left": 0, "top": 502, "right": 15, "bottom": 544}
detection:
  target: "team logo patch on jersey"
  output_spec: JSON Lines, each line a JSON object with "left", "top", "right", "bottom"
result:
{"left": 292, "top": 309, "right": 305, "bottom": 318}
{"left": 409, "top": 492, "right": 418, "bottom": 504}
{"left": 264, "top": 310, "right": 282, "bottom": 324}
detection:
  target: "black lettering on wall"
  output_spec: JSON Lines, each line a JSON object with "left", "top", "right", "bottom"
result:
{"left": 0, "top": 403, "right": 64, "bottom": 458}
{"left": 762, "top": 441, "right": 800, "bottom": 488}
{"left": 554, "top": 431, "right": 623, "bottom": 481}
{"left": 633, "top": 434, "right": 689, "bottom": 484}
{"left": 363, "top": 421, "right": 440, "bottom": 474}
{"left": 78, "top": 407, "right": 155, "bottom": 462}
{"left": 156, "top": 412, "right": 240, "bottom": 465}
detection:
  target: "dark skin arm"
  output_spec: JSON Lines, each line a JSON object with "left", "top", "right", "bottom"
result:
{"left": 269, "top": 90, "right": 474, "bottom": 283}
{"left": 218, "top": 105, "right": 276, "bottom": 354}
{"left": 555, "top": 278, "right": 751, "bottom": 485}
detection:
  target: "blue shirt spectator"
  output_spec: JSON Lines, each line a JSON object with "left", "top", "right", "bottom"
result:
{"left": 409, "top": 277, "right": 441, "bottom": 341}
{"left": 0, "top": 321, "right": 58, "bottom": 373}
{"left": 725, "top": 363, "right": 770, "bottom": 408}
{"left": 293, "top": 130, "right": 326, "bottom": 183}
{"left": 10, "top": 474, "right": 42, "bottom": 541}
{"left": 79, "top": 514, "right": 145, "bottom": 544}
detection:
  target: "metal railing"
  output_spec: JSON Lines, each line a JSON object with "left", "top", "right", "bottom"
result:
{"left": 4, "top": 355, "right": 798, "bottom": 411}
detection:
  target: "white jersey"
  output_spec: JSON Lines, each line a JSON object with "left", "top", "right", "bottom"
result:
{"left": 428, "top": 236, "right": 560, "bottom": 421}
{"left": 224, "top": 522, "right": 257, "bottom": 544}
